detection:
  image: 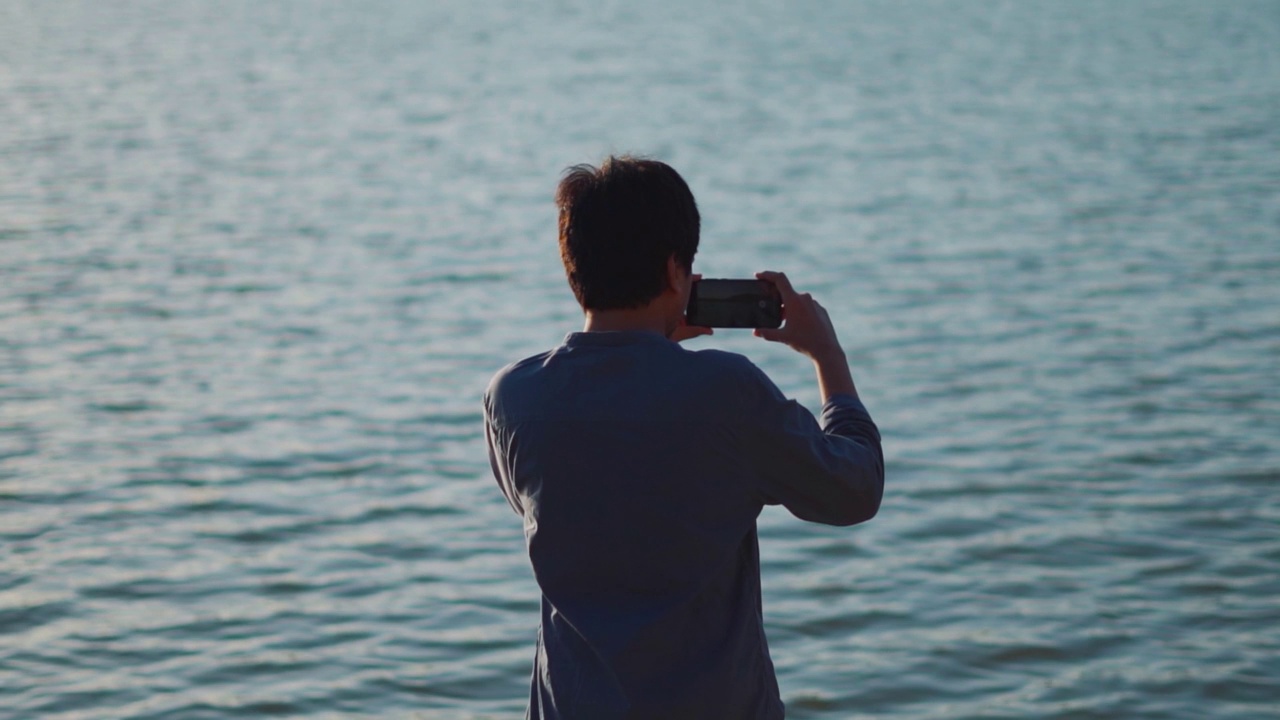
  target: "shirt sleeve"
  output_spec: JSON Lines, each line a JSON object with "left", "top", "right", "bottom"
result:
{"left": 738, "top": 368, "right": 884, "bottom": 526}
{"left": 484, "top": 395, "right": 525, "bottom": 517}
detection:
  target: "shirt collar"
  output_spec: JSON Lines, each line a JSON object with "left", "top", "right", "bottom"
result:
{"left": 563, "top": 330, "right": 674, "bottom": 347}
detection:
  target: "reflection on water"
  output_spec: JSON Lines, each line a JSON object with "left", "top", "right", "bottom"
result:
{"left": 2, "top": 1, "right": 1278, "bottom": 718}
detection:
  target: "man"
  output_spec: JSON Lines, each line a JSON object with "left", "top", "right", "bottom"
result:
{"left": 484, "top": 156, "right": 884, "bottom": 719}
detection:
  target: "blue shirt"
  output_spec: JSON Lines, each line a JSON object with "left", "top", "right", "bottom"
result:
{"left": 484, "top": 330, "right": 884, "bottom": 720}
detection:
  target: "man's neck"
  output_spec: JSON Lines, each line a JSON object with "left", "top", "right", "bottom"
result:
{"left": 582, "top": 308, "right": 671, "bottom": 337}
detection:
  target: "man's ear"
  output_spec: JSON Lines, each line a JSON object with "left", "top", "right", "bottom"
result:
{"left": 666, "top": 256, "right": 685, "bottom": 293}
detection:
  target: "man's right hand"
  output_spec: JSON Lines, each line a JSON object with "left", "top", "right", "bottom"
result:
{"left": 753, "top": 271, "right": 858, "bottom": 400}
{"left": 753, "top": 271, "right": 843, "bottom": 362}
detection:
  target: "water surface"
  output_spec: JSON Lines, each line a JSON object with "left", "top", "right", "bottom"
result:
{"left": 2, "top": 1, "right": 1278, "bottom": 718}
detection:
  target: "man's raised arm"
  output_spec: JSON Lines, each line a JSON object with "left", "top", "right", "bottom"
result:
{"left": 746, "top": 270, "right": 884, "bottom": 525}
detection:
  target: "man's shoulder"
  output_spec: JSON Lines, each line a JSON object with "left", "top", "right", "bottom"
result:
{"left": 679, "top": 347, "right": 782, "bottom": 405}
{"left": 684, "top": 346, "right": 765, "bottom": 378}
{"left": 484, "top": 350, "right": 554, "bottom": 404}
{"left": 484, "top": 342, "right": 780, "bottom": 415}
{"left": 684, "top": 343, "right": 776, "bottom": 378}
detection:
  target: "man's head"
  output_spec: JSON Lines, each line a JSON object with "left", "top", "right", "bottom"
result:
{"left": 555, "top": 156, "right": 700, "bottom": 312}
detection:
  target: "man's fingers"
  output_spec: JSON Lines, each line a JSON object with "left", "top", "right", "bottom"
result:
{"left": 755, "top": 270, "right": 796, "bottom": 298}
{"left": 672, "top": 322, "right": 714, "bottom": 343}
{"left": 754, "top": 327, "right": 786, "bottom": 343}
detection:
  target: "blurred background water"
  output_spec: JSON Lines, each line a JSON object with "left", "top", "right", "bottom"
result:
{"left": 2, "top": 1, "right": 1278, "bottom": 718}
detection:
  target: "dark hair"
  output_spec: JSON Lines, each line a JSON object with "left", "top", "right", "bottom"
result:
{"left": 555, "top": 156, "right": 700, "bottom": 311}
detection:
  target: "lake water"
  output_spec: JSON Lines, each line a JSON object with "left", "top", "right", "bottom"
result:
{"left": 2, "top": 1, "right": 1278, "bottom": 718}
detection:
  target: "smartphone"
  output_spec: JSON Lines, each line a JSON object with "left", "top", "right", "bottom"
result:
{"left": 686, "top": 278, "right": 783, "bottom": 328}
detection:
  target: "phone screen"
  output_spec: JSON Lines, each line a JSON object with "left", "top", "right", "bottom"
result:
{"left": 686, "top": 279, "right": 783, "bottom": 328}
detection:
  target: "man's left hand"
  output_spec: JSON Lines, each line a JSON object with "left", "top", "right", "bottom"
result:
{"left": 670, "top": 318, "right": 714, "bottom": 343}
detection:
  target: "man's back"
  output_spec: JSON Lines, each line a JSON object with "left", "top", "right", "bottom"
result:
{"left": 485, "top": 330, "right": 883, "bottom": 719}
